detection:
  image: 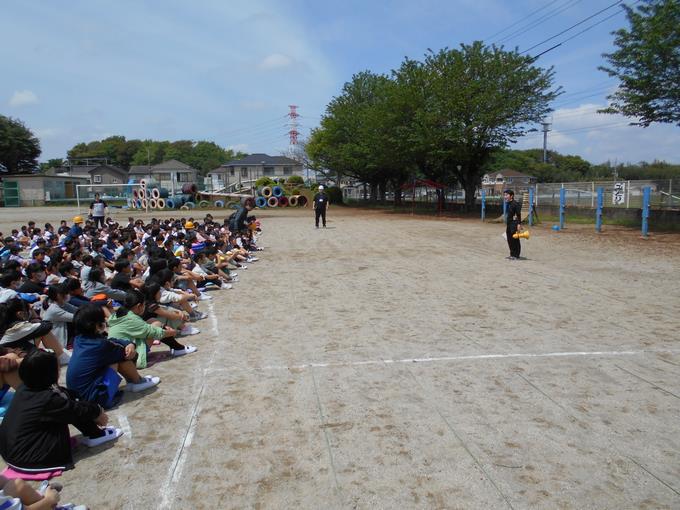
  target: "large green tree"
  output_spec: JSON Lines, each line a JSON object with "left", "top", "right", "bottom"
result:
{"left": 404, "top": 42, "right": 560, "bottom": 208}
{"left": 599, "top": 0, "right": 680, "bottom": 126}
{"left": 0, "top": 115, "right": 41, "bottom": 173}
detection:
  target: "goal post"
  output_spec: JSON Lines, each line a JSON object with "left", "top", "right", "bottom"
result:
{"left": 75, "top": 183, "right": 141, "bottom": 215}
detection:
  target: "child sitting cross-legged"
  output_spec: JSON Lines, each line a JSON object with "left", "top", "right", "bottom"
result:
{"left": 66, "top": 304, "right": 160, "bottom": 409}
{"left": 107, "top": 290, "right": 197, "bottom": 368}
{"left": 0, "top": 349, "right": 122, "bottom": 476}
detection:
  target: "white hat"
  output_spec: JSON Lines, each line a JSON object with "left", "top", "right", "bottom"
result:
{"left": 318, "top": 185, "right": 324, "bottom": 190}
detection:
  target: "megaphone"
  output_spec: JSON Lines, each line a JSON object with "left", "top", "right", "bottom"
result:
{"left": 513, "top": 230, "right": 530, "bottom": 239}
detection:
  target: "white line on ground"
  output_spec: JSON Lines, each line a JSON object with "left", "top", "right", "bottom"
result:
{"left": 117, "top": 413, "right": 132, "bottom": 440}
{"left": 207, "top": 348, "right": 680, "bottom": 373}
{"left": 159, "top": 299, "right": 220, "bottom": 510}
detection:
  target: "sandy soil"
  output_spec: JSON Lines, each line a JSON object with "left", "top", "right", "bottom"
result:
{"left": 1, "top": 206, "right": 680, "bottom": 509}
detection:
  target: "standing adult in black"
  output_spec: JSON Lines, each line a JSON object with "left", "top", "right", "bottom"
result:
{"left": 504, "top": 189, "right": 522, "bottom": 259}
{"left": 313, "top": 185, "right": 329, "bottom": 228}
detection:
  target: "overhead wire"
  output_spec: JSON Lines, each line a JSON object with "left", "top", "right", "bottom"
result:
{"left": 484, "top": 0, "right": 564, "bottom": 42}
{"left": 520, "top": 0, "right": 626, "bottom": 55}
{"left": 494, "top": 0, "right": 584, "bottom": 45}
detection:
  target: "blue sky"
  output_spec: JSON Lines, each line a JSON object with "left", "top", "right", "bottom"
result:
{"left": 2, "top": 0, "right": 678, "bottom": 164}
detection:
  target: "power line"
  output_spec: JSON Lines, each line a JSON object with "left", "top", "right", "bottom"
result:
{"left": 520, "top": 0, "right": 625, "bottom": 55}
{"left": 484, "top": 0, "right": 564, "bottom": 42}
{"left": 216, "top": 115, "right": 287, "bottom": 138}
{"left": 495, "top": 0, "right": 583, "bottom": 45}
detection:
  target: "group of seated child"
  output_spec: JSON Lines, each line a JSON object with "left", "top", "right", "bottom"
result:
{"left": 0, "top": 208, "right": 262, "bottom": 508}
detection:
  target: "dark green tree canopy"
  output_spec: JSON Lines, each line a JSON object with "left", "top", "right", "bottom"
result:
{"left": 67, "top": 136, "right": 245, "bottom": 174}
{"left": 0, "top": 115, "right": 41, "bottom": 173}
{"left": 599, "top": 0, "right": 680, "bottom": 126}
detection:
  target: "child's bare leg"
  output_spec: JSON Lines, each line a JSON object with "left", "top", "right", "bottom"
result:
{"left": 2, "top": 477, "right": 42, "bottom": 505}
{"left": 116, "top": 360, "right": 144, "bottom": 384}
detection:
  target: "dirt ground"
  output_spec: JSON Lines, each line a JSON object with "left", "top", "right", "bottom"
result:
{"left": 2, "top": 206, "right": 680, "bottom": 509}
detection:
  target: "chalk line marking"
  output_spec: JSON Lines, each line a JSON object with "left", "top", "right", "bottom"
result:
{"left": 159, "top": 299, "right": 220, "bottom": 509}
{"left": 117, "top": 413, "right": 132, "bottom": 441}
{"left": 207, "top": 348, "right": 680, "bottom": 373}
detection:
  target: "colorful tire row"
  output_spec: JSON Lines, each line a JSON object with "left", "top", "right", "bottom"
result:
{"left": 255, "top": 195, "right": 307, "bottom": 208}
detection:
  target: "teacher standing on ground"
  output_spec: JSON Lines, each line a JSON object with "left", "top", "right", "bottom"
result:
{"left": 313, "top": 185, "right": 330, "bottom": 229}
{"left": 89, "top": 193, "right": 108, "bottom": 229}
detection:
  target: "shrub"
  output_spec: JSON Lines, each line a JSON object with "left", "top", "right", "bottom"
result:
{"left": 286, "top": 175, "right": 304, "bottom": 185}
{"left": 326, "top": 186, "right": 343, "bottom": 205}
{"left": 255, "top": 177, "right": 275, "bottom": 187}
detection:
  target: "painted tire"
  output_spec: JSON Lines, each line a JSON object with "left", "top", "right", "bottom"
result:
{"left": 262, "top": 186, "right": 273, "bottom": 198}
{"left": 214, "top": 200, "right": 225, "bottom": 208}
{"left": 267, "top": 196, "right": 279, "bottom": 207}
{"left": 156, "top": 198, "right": 166, "bottom": 209}
{"left": 272, "top": 186, "right": 283, "bottom": 198}
{"left": 288, "top": 195, "right": 298, "bottom": 207}
{"left": 278, "top": 196, "right": 289, "bottom": 207}
{"left": 151, "top": 188, "right": 161, "bottom": 199}
{"left": 297, "top": 195, "right": 308, "bottom": 207}
{"left": 148, "top": 198, "right": 157, "bottom": 209}
{"left": 185, "top": 201, "right": 196, "bottom": 209}
{"left": 180, "top": 205, "right": 190, "bottom": 211}
{"left": 165, "top": 198, "right": 176, "bottom": 209}
{"left": 141, "top": 199, "right": 148, "bottom": 209}
{"left": 255, "top": 196, "right": 267, "bottom": 208}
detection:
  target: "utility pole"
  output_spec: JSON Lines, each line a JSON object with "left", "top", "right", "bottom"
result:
{"left": 541, "top": 121, "right": 551, "bottom": 163}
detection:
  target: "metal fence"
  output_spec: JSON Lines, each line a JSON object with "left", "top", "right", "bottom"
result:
{"left": 534, "top": 180, "right": 679, "bottom": 210}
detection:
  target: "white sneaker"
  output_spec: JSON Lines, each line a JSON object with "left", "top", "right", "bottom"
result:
{"left": 248, "top": 256, "right": 259, "bottom": 262}
{"left": 127, "top": 375, "right": 160, "bottom": 392}
{"left": 179, "top": 325, "right": 200, "bottom": 336}
{"left": 171, "top": 345, "right": 198, "bottom": 357}
{"left": 58, "top": 351, "right": 71, "bottom": 366}
{"left": 221, "top": 283, "right": 232, "bottom": 290}
{"left": 80, "top": 426, "right": 123, "bottom": 447}
{"left": 239, "top": 265, "right": 248, "bottom": 270}
{"left": 199, "top": 293, "right": 212, "bottom": 301}
{"left": 190, "top": 302, "right": 198, "bottom": 309}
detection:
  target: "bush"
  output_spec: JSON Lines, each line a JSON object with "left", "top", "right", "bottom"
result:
{"left": 287, "top": 175, "right": 304, "bottom": 185}
{"left": 255, "top": 177, "right": 275, "bottom": 187}
{"left": 326, "top": 186, "right": 343, "bottom": 205}
{"left": 291, "top": 188, "right": 301, "bottom": 195}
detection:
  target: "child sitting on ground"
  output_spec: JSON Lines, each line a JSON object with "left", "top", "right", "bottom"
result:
{"left": 66, "top": 304, "right": 160, "bottom": 409}
{"left": 107, "top": 290, "right": 196, "bottom": 368}
{"left": 0, "top": 349, "right": 122, "bottom": 475}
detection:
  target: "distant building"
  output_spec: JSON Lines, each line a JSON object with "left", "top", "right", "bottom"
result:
{"left": 128, "top": 159, "right": 200, "bottom": 192}
{"left": 207, "top": 153, "right": 303, "bottom": 191}
{"left": 1, "top": 174, "right": 89, "bottom": 206}
{"left": 88, "top": 165, "right": 128, "bottom": 185}
{"left": 481, "top": 169, "right": 537, "bottom": 194}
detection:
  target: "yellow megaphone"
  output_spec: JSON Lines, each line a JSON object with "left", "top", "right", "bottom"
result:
{"left": 513, "top": 230, "right": 530, "bottom": 240}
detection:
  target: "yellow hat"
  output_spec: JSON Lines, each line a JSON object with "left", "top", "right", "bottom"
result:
{"left": 73, "top": 215, "right": 84, "bottom": 224}
{"left": 185, "top": 221, "right": 195, "bottom": 229}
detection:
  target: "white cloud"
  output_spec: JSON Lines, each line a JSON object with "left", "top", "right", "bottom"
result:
{"left": 9, "top": 90, "right": 38, "bottom": 107}
{"left": 228, "top": 143, "right": 249, "bottom": 153}
{"left": 34, "top": 127, "right": 61, "bottom": 139}
{"left": 258, "top": 53, "right": 293, "bottom": 70}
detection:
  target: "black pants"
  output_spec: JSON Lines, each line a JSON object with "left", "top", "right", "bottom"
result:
{"left": 93, "top": 216, "right": 105, "bottom": 229}
{"left": 315, "top": 208, "right": 326, "bottom": 227}
{"left": 506, "top": 224, "right": 521, "bottom": 258}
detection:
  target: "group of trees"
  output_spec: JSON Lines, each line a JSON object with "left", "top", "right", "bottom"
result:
{"left": 64, "top": 137, "right": 245, "bottom": 173}
{"left": 306, "top": 0, "right": 679, "bottom": 207}
{"left": 0, "top": 115, "right": 41, "bottom": 173}
{"left": 487, "top": 148, "right": 680, "bottom": 183}
{"left": 306, "top": 42, "right": 559, "bottom": 209}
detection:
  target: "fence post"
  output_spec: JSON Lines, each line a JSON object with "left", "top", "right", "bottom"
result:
{"left": 641, "top": 186, "right": 651, "bottom": 238}
{"left": 670, "top": 179, "right": 673, "bottom": 208}
{"left": 626, "top": 180, "right": 631, "bottom": 208}
{"left": 591, "top": 182, "right": 595, "bottom": 208}
{"left": 595, "top": 187, "right": 604, "bottom": 233}
{"left": 559, "top": 187, "right": 566, "bottom": 229}
{"left": 528, "top": 187, "right": 534, "bottom": 226}
{"left": 481, "top": 189, "right": 486, "bottom": 221}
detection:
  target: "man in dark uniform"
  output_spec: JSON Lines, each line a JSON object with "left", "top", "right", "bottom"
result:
{"left": 504, "top": 189, "right": 522, "bottom": 260}
{"left": 313, "top": 185, "right": 329, "bottom": 228}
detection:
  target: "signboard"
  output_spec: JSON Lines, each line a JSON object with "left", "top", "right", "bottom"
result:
{"left": 613, "top": 182, "right": 625, "bottom": 205}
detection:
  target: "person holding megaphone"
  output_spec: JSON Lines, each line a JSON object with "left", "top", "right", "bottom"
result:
{"left": 504, "top": 189, "right": 522, "bottom": 260}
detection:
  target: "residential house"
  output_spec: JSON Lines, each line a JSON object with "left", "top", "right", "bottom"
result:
{"left": 129, "top": 159, "right": 200, "bottom": 192}
{"left": 481, "top": 169, "right": 537, "bottom": 194}
{"left": 207, "top": 153, "right": 303, "bottom": 191}
{"left": 88, "top": 165, "right": 128, "bottom": 185}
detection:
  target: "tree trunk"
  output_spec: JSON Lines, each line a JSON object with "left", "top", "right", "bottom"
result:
{"left": 378, "top": 181, "right": 387, "bottom": 202}
{"left": 394, "top": 186, "right": 402, "bottom": 206}
{"left": 363, "top": 184, "right": 368, "bottom": 200}
{"left": 370, "top": 183, "right": 378, "bottom": 201}
{"left": 436, "top": 189, "right": 446, "bottom": 211}
{"left": 463, "top": 180, "right": 477, "bottom": 212}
